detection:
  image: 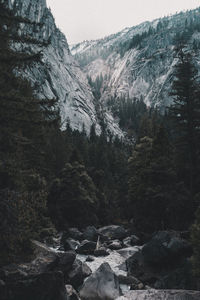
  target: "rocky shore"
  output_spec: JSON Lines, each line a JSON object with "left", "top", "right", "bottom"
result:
{"left": 0, "top": 225, "right": 199, "bottom": 299}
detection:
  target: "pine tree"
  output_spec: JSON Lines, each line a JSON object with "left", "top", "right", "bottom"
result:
{"left": 0, "top": 2, "right": 57, "bottom": 265}
{"left": 128, "top": 126, "right": 191, "bottom": 233}
{"left": 169, "top": 49, "right": 200, "bottom": 208}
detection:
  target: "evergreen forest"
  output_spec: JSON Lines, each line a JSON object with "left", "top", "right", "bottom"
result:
{"left": 1, "top": 2, "right": 200, "bottom": 296}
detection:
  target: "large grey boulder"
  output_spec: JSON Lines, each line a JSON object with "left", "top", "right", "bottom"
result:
{"left": 126, "top": 238, "right": 196, "bottom": 290}
{"left": 116, "top": 290, "right": 200, "bottom": 300}
{"left": 31, "top": 240, "right": 76, "bottom": 276}
{"left": 108, "top": 240, "right": 123, "bottom": 250}
{"left": 79, "top": 263, "right": 121, "bottom": 300}
{"left": 76, "top": 240, "right": 96, "bottom": 255}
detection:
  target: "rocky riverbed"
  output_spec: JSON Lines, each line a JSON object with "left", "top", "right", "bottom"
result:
{"left": 0, "top": 225, "right": 199, "bottom": 299}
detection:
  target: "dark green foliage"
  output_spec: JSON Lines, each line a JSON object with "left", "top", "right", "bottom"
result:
{"left": 128, "top": 27, "right": 155, "bottom": 50}
{"left": 108, "top": 97, "right": 148, "bottom": 136}
{"left": 169, "top": 49, "right": 200, "bottom": 206}
{"left": 128, "top": 126, "right": 191, "bottom": 233}
{"left": 107, "top": 97, "right": 162, "bottom": 140}
{"left": 56, "top": 125, "right": 131, "bottom": 225}
{"left": 48, "top": 162, "right": 99, "bottom": 228}
{"left": 87, "top": 74, "right": 103, "bottom": 100}
{"left": 117, "top": 28, "right": 155, "bottom": 57}
{"left": 173, "top": 13, "right": 200, "bottom": 45}
{"left": 0, "top": 174, "right": 51, "bottom": 266}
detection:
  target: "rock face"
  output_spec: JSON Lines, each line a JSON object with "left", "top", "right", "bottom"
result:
{"left": 71, "top": 8, "right": 200, "bottom": 113}
{"left": 79, "top": 262, "right": 121, "bottom": 300}
{"left": 3, "top": 0, "right": 123, "bottom": 136}
{"left": 116, "top": 290, "right": 200, "bottom": 300}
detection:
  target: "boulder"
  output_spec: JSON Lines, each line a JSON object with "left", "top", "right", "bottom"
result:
{"left": 152, "top": 232, "right": 192, "bottom": 257}
{"left": 98, "top": 225, "right": 127, "bottom": 240}
{"left": 56, "top": 251, "right": 76, "bottom": 276}
{"left": 126, "top": 241, "right": 196, "bottom": 290}
{"left": 118, "top": 274, "right": 140, "bottom": 285}
{"left": 94, "top": 247, "right": 109, "bottom": 257}
{"left": 2, "top": 271, "right": 67, "bottom": 300}
{"left": 79, "top": 263, "right": 121, "bottom": 300}
{"left": 108, "top": 240, "right": 122, "bottom": 250}
{"left": 31, "top": 253, "right": 59, "bottom": 273}
{"left": 63, "top": 238, "right": 80, "bottom": 251}
{"left": 118, "top": 262, "right": 127, "bottom": 272}
{"left": 82, "top": 226, "right": 99, "bottom": 242}
{"left": 29, "top": 241, "right": 60, "bottom": 273}
{"left": 66, "top": 285, "right": 80, "bottom": 300}
{"left": 123, "top": 235, "right": 140, "bottom": 247}
{"left": 142, "top": 239, "right": 169, "bottom": 266}
{"left": 126, "top": 250, "right": 144, "bottom": 278}
{"left": 0, "top": 243, "right": 76, "bottom": 300}
{"left": 117, "top": 246, "right": 141, "bottom": 259}
{"left": 167, "top": 237, "right": 192, "bottom": 258}
{"left": 76, "top": 240, "right": 96, "bottom": 255}
{"left": 85, "top": 256, "right": 94, "bottom": 262}
{"left": 3, "top": 242, "right": 76, "bottom": 280}
{"left": 142, "top": 231, "right": 193, "bottom": 267}
{"left": 122, "top": 237, "right": 131, "bottom": 248}
{"left": 68, "top": 259, "right": 92, "bottom": 289}
{"left": 116, "top": 290, "right": 200, "bottom": 300}
{"left": 130, "top": 282, "right": 145, "bottom": 290}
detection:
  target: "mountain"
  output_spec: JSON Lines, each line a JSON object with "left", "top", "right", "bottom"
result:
{"left": 3, "top": 0, "right": 123, "bottom": 136}
{"left": 71, "top": 7, "right": 200, "bottom": 112}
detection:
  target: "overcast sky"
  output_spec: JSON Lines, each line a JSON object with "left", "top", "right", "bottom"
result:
{"left": 46, "top": 0, "right": 199, "bottom": 45}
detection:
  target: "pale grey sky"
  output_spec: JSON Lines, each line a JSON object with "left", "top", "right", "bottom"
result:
{"left": 46, "top": 0, "right": 199, "bottom": 44}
